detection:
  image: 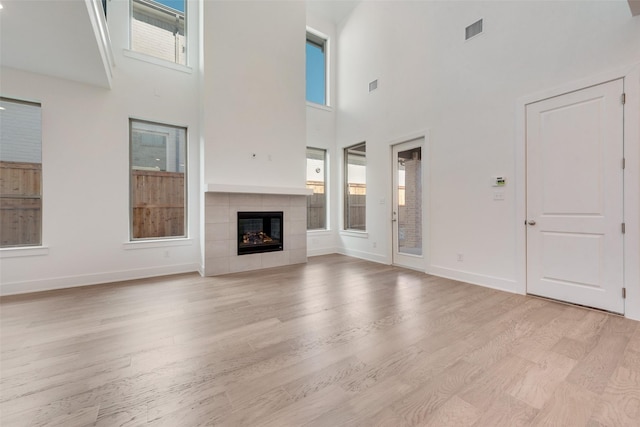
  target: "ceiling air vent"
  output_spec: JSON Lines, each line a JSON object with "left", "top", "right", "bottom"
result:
{"left": 465, "top": 19, "right": 483, "bottom": 40}
{"left": 369, "top": 79, "right": 378, "bottom": 93}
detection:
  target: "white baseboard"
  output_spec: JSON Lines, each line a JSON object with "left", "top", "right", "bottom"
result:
{"left": 0, "top": 263, "right": 200, "bottom": 296}
{"left": 307, "top": 247, "right": 339, "bottom": 257}
{"left": 428, "top": 264, "right": 520, "bottom": 294}
{"left": 337, "top": 247, "right": 389, "bottom": 265}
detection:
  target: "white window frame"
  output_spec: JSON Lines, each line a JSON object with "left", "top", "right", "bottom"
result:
{"left": 129, "top": 0, "right": 188, "bottom": 67}
{"left": 344, "top": 142, "right": 367, "bottom": 232}
{"left": 306, "top": 27, "right": 330, "bottom": 107}
{"left": 0, "top": 97, "right": 43, "bottom": 249}
{"left": 129, "top": 118, "right": 188, "bottom": 241}
{"left": 306, "top": 147, "right": 328, "bottom": 231}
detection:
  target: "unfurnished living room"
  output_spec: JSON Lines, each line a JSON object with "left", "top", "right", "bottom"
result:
{"left": 1, "top": 0, "right": 640, "bottom": 425}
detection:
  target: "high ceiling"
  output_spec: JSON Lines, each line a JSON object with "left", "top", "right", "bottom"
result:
{"left": 0, "top": 0, "right": 113, "bottom": 88}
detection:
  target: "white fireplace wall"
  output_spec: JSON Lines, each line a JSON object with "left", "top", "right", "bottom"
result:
{"left": 202, "top": 1, "right": 306, "bottom": 189}
{"left": 204, "top": 192, "right": 308, "bottom": 276}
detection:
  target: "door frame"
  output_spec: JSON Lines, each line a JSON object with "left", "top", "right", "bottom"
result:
{"left": 387, "top": 130, "right": 430, "bottom": 271}
{"left": 515, "top": 63, "right": 640, "bottom": 320}
{"left": 391, "top": 137, "right": 425, "bottom": 271}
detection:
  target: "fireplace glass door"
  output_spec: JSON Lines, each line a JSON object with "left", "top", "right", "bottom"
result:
{"left": 237, "top": 211, "right": 283, "bottom": 255}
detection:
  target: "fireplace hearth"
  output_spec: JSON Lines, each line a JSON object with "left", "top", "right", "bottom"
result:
{"left": 237, "top": 211, "right": 283, "bottom": 255}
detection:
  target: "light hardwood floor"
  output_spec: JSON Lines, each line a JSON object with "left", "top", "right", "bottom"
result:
{"left": 1, "top": 254, "right": 639, "bottom": 426}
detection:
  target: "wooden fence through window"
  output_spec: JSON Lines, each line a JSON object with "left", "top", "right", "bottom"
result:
{"left": 0, "top": 161, "right": 42, "bottom": 247}
{"left": 132, "top": 169, "right": 185, "bottom": 239}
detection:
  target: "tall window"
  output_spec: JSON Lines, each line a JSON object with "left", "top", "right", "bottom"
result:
{"left": 306, "top": 31, "right": 327, "bottom": 105}
{"left": 0, "top": 98, "right": 42, "bottom": 248}
{"left": 131, "top": 0, "right": 186, "bottom": 66}
{"left": 306, "top": 147, "right": 327, "bottom": 230}
{"left": 130, "top": 119, "right": 187, "bottom": 240}
{"left": 344, "top": 142, "right": 366, "bottom": 231}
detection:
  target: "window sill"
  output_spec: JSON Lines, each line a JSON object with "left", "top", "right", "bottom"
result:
{"left": 307, "top": 229, "right": 331, "bottom": 234}
{"left": 0, "top": 246, "right": 49, "bottom": 259}
{"left": 306, "top": 102, "right": 333, "bottom": 112}
{"left": 339, "top": 230, "right": 369, "bottom": 239}
{"left": 123, "top": 238, "right": 193, "bottom": 250}
{"left": 123, "top": 50, "right": 192, "bottom": 74}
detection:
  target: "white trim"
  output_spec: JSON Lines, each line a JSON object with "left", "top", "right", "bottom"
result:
{"left": 307, "top": 229, "right": 332, "bottom": 235}
{"left": 306, "top": 25, "right": 330, "bottom": 107}
{"left": 123, "top": 238, "right": 193, "bottom": 250}
{"left": 337, "top": 247, "right": 387, "bottom": 265}
{"left": 85, "top": 0, "right": 114, "bottom": 88}
{"left": 306, "top": 102, "right": 333, "bottom": 112}
{"left": 306, "top": 26, "right": 329, "bottom": 44}
{"left": 123, "top": 49, "right": 193, "bottom": 74}
{"left": 388, "top": 131, "right": 429, "bottom": 272}
{"left": 307, "top": 247, "right": 338, "bottom": 257}
{"left": 128, "top": 115, "right": 190, "bottom": 130}
{"left": 429, "top": 265, "right": 520, "bottom": 294}
{"left": 0, "top": 246, "right": 49, "bottom": 259}
{"left": 206, "top": 184, "right": 312, "bottom": 196}
{"left": 623, "top": 64, "right": 640, "bottom": 321}
{"left": 0, "top": 262, "right": 200, "bottom": 296}
{"left": 386, "top": 130, "right": 427, "bottom": 147}
{"left": 339, "top": 230, "right": 369, "bottom": 239}
{"left": 515, "top": 62, "right": 640, "bottom": 319}
{"left": 518, "top": 64, "right": 638, "bottom": 106}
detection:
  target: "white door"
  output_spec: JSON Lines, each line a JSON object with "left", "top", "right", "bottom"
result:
{"left": 392, "top": 138, "right": 424, "bottom": 271}
{"left": 526, "top": 79, "right": 625, "bottom": 313}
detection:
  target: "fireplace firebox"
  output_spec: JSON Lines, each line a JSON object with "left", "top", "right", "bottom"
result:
{"left": 237, "top": 211, "right": 283, "bottom": 255}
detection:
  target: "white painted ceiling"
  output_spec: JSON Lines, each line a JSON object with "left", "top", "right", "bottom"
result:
{"left": 0, "top": 0, "right": 111, "bottom": 88}
{"left": 0, "top": 0, "right": 360, "bottom": 90}
{"left": 307, "top": 0, "right": 360, "bottom": 25}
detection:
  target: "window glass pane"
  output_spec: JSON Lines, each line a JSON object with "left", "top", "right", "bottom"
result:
{"left": 130, "top": 119, "right": 186, "bottom": 239}
{"left": 306, "top": 147, "right": 326, "bottom": 230}
{"left": 397, "top": 147, "right": 422, "bottom": 256}
{"left": 306, "top": 33, "right": 326, "bottom": 105}
{"left": 131, "top": 0, "right": 186, "bottom": 65}
{"left": 345, "top": 143, "right": 366, "bottom": 231}
{"left": 0, "top": 98, "right": 42, "bottom": 248}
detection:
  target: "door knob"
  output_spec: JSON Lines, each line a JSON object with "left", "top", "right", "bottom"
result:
{"left": 527, "top": 220, "right": 536, "bottom": 226}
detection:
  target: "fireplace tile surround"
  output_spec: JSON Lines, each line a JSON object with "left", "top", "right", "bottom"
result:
{"left": 204, "top": 192, "right": 308, "bottom": 276}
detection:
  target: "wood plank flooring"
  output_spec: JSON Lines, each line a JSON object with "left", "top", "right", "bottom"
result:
{"left": 1, "top": 254, "right": 639, "bottom": 426}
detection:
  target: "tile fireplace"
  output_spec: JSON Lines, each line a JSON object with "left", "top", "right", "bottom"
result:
{"left": 204, "top": 188, "right": 310, "bottom": 276}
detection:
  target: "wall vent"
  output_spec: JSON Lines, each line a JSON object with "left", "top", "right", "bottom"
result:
{"left": 465, "top": 19, "right": 483, "bottom": 40}
{"left": 369, "top": 79, "right": 378, "bottom": 93}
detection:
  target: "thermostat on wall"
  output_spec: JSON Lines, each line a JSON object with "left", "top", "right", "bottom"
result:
{"left": 492, "top": 176, "right": 506, "bottom": 187}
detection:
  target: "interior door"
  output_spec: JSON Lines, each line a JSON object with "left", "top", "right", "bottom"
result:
{"left": 392, "top": 138, "right": 424, "bottom": 271}
{"left": 526, "top": 79, "right": 624, "bottom": 313}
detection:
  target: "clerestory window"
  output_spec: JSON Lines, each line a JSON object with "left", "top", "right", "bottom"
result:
{"left": 306, "top": 30, "right": 327, "bottom": 105}
{"left": 131, "top": 0, "right": 186, "bottom": 66}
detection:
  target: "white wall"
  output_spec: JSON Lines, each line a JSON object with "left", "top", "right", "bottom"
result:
{"left": 0, "top": 0, "right": 201, "bottom": 294}
{"left": 336, "top": 1, "right": 640, "bottom": 291}
{"left": 306, "top": 9, "right": 339, "bottom": 256}
{"left": 202, "top": 0, "right": 306, "bottom": 189}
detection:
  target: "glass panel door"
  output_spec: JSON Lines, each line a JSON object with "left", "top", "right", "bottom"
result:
{"left": 392, "top": 138, "right": 424, "bottom": 270}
